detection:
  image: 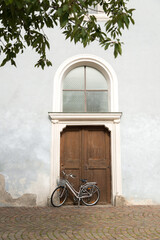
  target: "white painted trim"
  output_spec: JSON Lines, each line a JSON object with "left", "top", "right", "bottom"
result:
{"left": 49, "top": 112, "right": 121, "bottom": 121}
{"left": 52, "top": 54, "right": 119, "bottom": 112}
{"left": 49, "top": 112, "right": 122, "bottom": 205}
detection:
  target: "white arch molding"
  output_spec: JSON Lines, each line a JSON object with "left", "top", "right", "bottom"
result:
{"left": 49, "top": 54, "right": 122, "bottom": 205}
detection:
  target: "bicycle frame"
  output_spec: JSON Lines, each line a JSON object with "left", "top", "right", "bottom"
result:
{"left": 65, "top": 180, "right": 79, "bottom": 198}
{"left": 64, "top": 179, "right": 97, "bottom": 200}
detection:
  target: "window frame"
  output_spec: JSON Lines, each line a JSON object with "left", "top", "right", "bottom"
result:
{"left": 63, "top": 65, "right": 109, "bottom": 113}
{"left": 52, "top": 54, "right": 118, "bottom": 113}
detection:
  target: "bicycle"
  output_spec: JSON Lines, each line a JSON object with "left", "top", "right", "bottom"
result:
{"left": 51, "top": 171, "right": 100, "bottom": 207}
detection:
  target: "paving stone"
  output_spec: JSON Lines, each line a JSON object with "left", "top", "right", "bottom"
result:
{"left": 0, "top": 206, "right": 160, "bottom": 239}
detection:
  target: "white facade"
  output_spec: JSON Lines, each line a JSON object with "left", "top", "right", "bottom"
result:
{"left": 0, "top": 0, "right": 160, "bottom": 206}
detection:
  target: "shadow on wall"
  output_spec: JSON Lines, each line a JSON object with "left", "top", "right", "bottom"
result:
{"left": 0, "top": 174, "right": 37, "bottom": 207}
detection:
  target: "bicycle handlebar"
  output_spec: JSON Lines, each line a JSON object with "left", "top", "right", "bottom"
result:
{"left": 70, "top": 174, "right": 76, "bottom": 178}
{"left": 62, "top": 171, "right": 76, "bottom": 178}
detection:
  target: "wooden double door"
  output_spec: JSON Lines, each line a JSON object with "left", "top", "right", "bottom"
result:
{"left": 60, "top": 126, "right": 111, "bottom": 204}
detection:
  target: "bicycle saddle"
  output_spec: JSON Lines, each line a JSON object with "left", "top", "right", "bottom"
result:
{"left": 80, "top": 179, "right": 87, "bottom": 183}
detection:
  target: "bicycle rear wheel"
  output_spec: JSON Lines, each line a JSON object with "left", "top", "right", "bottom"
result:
{"left": 51, "top": 186, "right": 68, "bottom": 207}
{"left": 82, "top": 185, "right": 100, "bottom": 206}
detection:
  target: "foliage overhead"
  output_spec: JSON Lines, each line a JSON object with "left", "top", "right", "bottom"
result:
{"left": 0, "top": 0, "right": 135, "bottom": 68}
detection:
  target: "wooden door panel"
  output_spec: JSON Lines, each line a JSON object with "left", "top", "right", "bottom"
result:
{"left": 87, "top": 129, "right": 106, "bottom": 162}
{"left": 60, "top": 125, "right": 111, "bottom": 205}
{"left": 82, "top": 126, "right": 111, "bottom": 204}
{"left": 60, "top": 126, "right": 81, "bottom": 204}
{"left": 61, "top": 127, "right": 81, "bottom": 169}
{"left": 86, "top": 169, "right": 109, "bottom": 203}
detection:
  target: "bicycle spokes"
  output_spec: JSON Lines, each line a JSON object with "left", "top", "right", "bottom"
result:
{"left": 51, "top": 186, "right": 68, "bottom": 207}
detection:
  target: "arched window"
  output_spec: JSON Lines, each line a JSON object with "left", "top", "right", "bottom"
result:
{"left": 52, "top": 54, "right": 118, "bottom": 112}
{"left": 63, "top": 66, "right": 108, "bottom": 112}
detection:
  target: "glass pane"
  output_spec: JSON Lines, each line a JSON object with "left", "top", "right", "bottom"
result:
{"left": 86, "top": 91, "right": 108, "bottom": 112}
{"left": 63, "top": 91, "right": 85, "bottom": 112}
{"left": 86, "top": 67, "right": 107, "bottom": 90}
{"left": 63, "top": 67, "right": 84, "bottom": 90}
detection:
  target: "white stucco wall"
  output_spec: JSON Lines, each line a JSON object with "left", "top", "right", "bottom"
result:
{"left": 119, "top": 0, "right": 160, "bottom": 204}
{"left": 0, "top": 0, "right": 160, "bottom": 205}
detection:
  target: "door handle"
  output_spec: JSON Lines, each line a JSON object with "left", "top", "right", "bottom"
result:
{"left": 84, "top": 165, "right": 88, "bottom": 170}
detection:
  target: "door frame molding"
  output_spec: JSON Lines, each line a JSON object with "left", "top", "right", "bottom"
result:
{"left": 48, "top": 112, "right": 122, "bottom": 205}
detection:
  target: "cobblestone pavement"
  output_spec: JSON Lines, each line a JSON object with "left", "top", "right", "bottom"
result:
{"left": 0, "top": 206, "right": 160, "bottom": 240}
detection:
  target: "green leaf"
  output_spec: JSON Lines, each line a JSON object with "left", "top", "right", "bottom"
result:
{"left": 128, "top": 8, "right": 136, "bottom": 13}
{"left": 63, "top": 4, "right": 69, "bottom": 11}
{"left": 60, "top": 12, "right": 69, "bottom": 28}
{"left": 45, "top": 17, "right": 53, "bottom": 28}
{"left": 104, "top": 43, "right": 110, "bottom": 50}
{"left": 4, "top": 0, "right": 13, "bottom": 5}
{"left": 46, "top": 60, "right": 52, "bottom": 67}
{"left": 57, "top": 8, "right": 63, "bottom": 17}
{"left": 131, "top": 18, "right": 135, "bottom": 25}
{"left": 118, "top": 44, "right": 122, "bottom": 55}
{"left": 124, "top": 15, "right": 129, "bottom": 28}
{"left": 15, "top": 0, "right": 23, "bottom": 9}
{"left": 114, "top": 44, "right": 119, "bottom": 58}
{"left": 11, "top": 58, "right": 16, "bottom": 66}
{"left": 1, "top": 58, "right": 8, "bottom": 67}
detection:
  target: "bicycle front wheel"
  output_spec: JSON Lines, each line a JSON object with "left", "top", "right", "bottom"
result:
{"left": 51, "top": 186, "right": 68, "bottom": 207}
{"left": 82, "top": 185, "right": 100, "bottom": 206}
